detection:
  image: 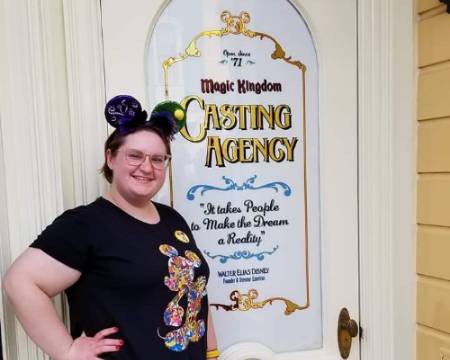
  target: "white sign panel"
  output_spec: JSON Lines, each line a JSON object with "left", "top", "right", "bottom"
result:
{"left": 147, "top": 0, "right": 321, "bottom": 352}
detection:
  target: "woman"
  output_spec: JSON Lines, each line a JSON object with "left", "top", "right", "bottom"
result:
{"left": 3, "top": 95, "right": 219, "bottom": 359}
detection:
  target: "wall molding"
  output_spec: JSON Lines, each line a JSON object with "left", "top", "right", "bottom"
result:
{"left": 0, "top": 0, "right": 68, "bottom": 358}
{"left": 0, "top": 116, "right": 16, "bottom": 360}
{"left": 0, "top": 0, "right": 107, "bottom": 357}
{"left": 358, "top": 1, "right": 416, "bottom": 360}
{"left": 62, "top": 0, "right": 108, "bottom": 206}
{"left": 358, "top": 0, "right": 395, "bottom": 358}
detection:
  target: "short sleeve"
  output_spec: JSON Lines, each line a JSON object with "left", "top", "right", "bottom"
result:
{"left": 30, "top": 208, "right": 91, "bottom": 272}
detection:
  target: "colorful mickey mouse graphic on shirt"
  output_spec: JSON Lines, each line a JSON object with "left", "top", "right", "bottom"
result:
{"left": 159, "top": 243, "right": 207, "bottom": 352}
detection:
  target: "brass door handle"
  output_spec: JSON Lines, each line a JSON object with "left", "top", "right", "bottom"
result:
{"left": 337, "top": 308, "right": 359, "bottom": 359}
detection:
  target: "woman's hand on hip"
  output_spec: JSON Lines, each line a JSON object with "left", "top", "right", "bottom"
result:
{"left": 59, "top": 327, "right": 123, "bottom": 360}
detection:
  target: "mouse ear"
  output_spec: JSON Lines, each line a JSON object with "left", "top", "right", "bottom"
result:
{"left": 159, "top": 244, "right": 178, "bottom": 257}
{"left": 184, "top": 251, "right": 201, "bottom": 268}
{"left": 149, "top": 101, "right": 186, "bottom": 139}
{"left": 104, "top": 95, "right": 148, "bottom": 132}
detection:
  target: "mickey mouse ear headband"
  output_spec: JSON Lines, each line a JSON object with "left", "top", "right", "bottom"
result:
{"left": 104, "top": 95, "right": 186, "bottom": 138}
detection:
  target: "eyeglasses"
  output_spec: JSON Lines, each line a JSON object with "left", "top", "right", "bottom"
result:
{"left": 120, "top": 149, "right": 171, "bottom": 169}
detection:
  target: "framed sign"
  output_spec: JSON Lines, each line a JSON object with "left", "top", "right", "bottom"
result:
{"left": 146, "top": 0, "right": 321, "bottom": 352}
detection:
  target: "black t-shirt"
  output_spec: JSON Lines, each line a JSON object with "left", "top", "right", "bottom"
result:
{"left": 30, "top": 197, "right": 209, "bottom": 359}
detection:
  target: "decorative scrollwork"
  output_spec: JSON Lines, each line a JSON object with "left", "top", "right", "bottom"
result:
{"left": 221, "top": 11, "right": 253, "bottom": 36}
{"left": 242, "top": 175, "right": 292, "bottom": 196}
{"left": 210, "top": 289, "right": 307, "bottom": 315}
{"left": 203, "top": 245, "right": 279, "bottom": 264}
{"left": 162, "top": 11, "right": 306, "bottom": 97}
{"left": 186, "top": 175, "right": 291, "bottom": 200}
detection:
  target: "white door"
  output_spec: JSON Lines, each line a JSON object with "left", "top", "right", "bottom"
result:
{"left": 101, "top": 1, "right": 359, "bottom": 359}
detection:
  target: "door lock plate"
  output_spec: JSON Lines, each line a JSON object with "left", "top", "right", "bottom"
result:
{"left": 337, "top": 307, "right": 358, "bottom": 359}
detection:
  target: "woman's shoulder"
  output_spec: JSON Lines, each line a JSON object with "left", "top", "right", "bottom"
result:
{"left": 56, "top": 197, "right": 106, "bottom": 224}
{"left": 30, "top": 198, "right": 106, "bottom": 271}
{"left": 32, "top": 197, "right": 110, "bottom": 248}
{"left": 42, "top": 198, "right": 121, "bottom": 236}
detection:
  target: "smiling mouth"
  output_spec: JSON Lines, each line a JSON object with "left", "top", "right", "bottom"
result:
{"left": 132, "top": 175, "right": 153, "bottom": 183}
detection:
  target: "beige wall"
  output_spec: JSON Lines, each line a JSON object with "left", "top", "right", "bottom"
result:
{"left": 417, "top": 1, "right": 450, "bottom": 359}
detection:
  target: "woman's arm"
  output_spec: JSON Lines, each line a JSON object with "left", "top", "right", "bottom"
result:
{"left": 207, "top": 309, "right": 219, "bottom": 359}
{"left": 3, "top": 248, "right": 122, "bottom": 360}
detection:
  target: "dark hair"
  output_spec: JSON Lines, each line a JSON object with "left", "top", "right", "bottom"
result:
{"left": 101, "top": 126, "right": 171, "bottom": 183}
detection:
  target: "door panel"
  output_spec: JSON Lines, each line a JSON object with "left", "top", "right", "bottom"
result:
{"left": 101, "top": 1, "right": 358, "bottom": 359}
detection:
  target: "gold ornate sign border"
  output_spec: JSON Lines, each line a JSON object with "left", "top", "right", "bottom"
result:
{"left": 163, "top": 11, "right": 310, "bottom": 313}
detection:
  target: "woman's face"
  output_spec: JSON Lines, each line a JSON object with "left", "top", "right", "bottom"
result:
{"left": 107, "top": 130, "right": 168, "bottom": 204}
